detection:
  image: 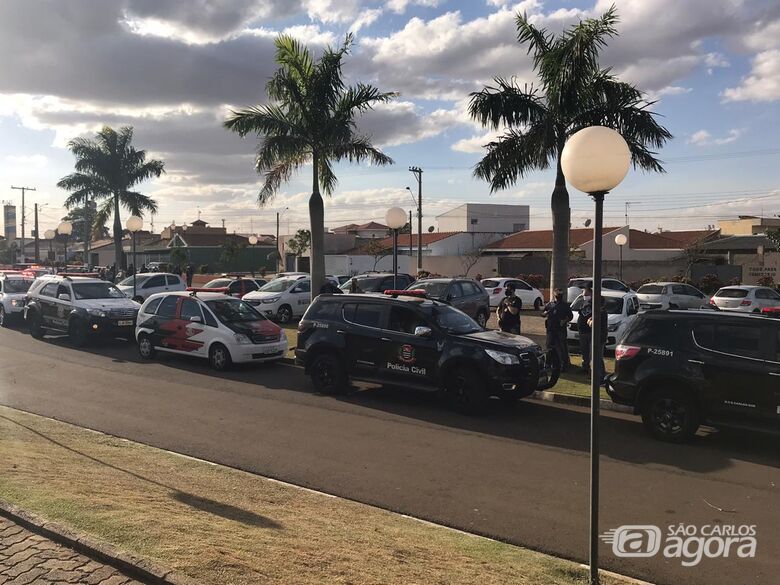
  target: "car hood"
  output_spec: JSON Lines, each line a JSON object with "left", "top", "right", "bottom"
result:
{"left": 571, "top": 310, "right": 624, "bottom": 323}
{"left": 461, "top": 330, "right": 539, "bottom": 350}
{"left": 78, "top": 299, "right": 140, "bottom": 311}
{"left": 243, "top": 291, "right": 283, "bottom": 300}
{"left": 226, "top": 319, "right": 281, "bottom": 336}
{"left": 2, "top": 292, "right": 28, "bottom": 301}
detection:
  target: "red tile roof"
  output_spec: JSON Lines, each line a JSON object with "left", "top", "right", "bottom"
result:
{"left": 627, "top": 230, "right": 685, "bottom": 249}
{"left": 651, "top": 229, "right": 719, "bottom": 247}
{"left": 376, "top": 231, "right": 462, "bottom": 248}
{"left": 486, "top": 228, "right": 620, "bottom": 250}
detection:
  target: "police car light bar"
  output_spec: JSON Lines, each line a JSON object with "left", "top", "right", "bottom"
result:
{"left": 186, "top": 287, "right": 229, "bottom": 295}
{"left": 59, "top": 272, "right": 100, "bottom": 278}
{"left": 383, "top": 289, "right": 427, "bottom": 298}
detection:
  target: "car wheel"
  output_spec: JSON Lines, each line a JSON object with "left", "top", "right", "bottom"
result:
{"left": 447, "top": 367, "right": 488, "bottom": 415}
{"left": 0, "top": 306, "right": 6, "bottom": 328}
{"left": 68, "top": 319, "right": 89, "bottom": 347}
{"left": 641, "top": 388, "right": 699, "bottom": 443}
{"left": 475, "top": 311, "right": 488, "bottom": 328}
{"left": 28, "top": 311, "right": 44, "bottom": 339}
{"left": 138, "top": 334, "right": 156, "bottom": 359}
{"left": 309, "top": 353, "right": 347, "bottom": 394}
{"left": 533, "top": 298, "right": 542, "bottom": 311}
{"left": 276, "top": 304, "right": 293, "bottom": 324}
{"left": 209, "top": 343, "right": 232, "bottom": 371}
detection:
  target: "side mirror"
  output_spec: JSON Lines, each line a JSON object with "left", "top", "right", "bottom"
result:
{"left": 189, "top": 316, "right": 202, "bottom": 323}
{"left": 414, "top": 326, "right": 432, "bottom": 337}
{"left": 58, "top": 293, "right": 71, "bottom": 302}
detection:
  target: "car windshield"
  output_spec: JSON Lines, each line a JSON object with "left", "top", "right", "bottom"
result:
{"left": 481, "top": 279, "right": 501, "bottom": 288}
{"left": 259, "top": 278, "right": 296, "bottom": 293}
{"left": 637, "top": 284, "right": 666, "bottom": 295}
{"left": 411, "top": 281, "right": 450, "bottom": 298}
{"left": 4, "top": 279, "right": 32, "bottom": 293}
{"left": 715, "top": 288, "right": 749, "bottom": 298}
{"left": 118, "top": 275, "right": 149, "bottom": 286}
{"left": 72, "top": 282, "right": 126, "bottom": 300}
{"left": 569, "top": 279, "right": 592, "bottom": 288}
{"left": 205, "top": 279, "right": 231, "bottom": 288}
{"left": 205, "top": 298, "right": 265, "bottom": 323}
{"left": 428, "top": 305, "right": 481, "bottom": 334}
{"left": 571, "top": 295, "right": 625, "bottom": 314}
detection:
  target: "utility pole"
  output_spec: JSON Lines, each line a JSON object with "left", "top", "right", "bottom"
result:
{"left": 624, "top": 201, "right": 640, "bottom": 226}
{"left": 11, "top": 185, "right": 35, "bottom": 263}
{"left": 409, "top": 209, "right": 413, "bottom": 260}
{"left": 408, "top": 167, "right": 423, "bottom": 274}
{"left": 276, "top": 212, "right": 280, "bottom": 273}
{"left": 34, "top": 204, "right": 40, "bottom": 262}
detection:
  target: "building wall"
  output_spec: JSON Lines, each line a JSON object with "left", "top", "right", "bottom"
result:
{"left": 578, "top": 226, "right": 681, "bottom": 261}
{"left": 428, "top": 232, "right": 508, "bottom": 255}
{"left": 732, "top": 252, "right": 779, "bottom": 285}
{"left": 324, "top": 254, "right": 499, "bottom": 278}
{"left": 720, "top": 218, "right": 780, "bottom": 236}
{"left": 436, "top": 204, "right": 529, "bottom": 233}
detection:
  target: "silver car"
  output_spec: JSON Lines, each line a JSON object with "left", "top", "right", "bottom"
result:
{"left": 711, "top": 285, "right": 780, "bottom": 313}
{"left": 636, "top": 282, "right": 709, "bottom": 310}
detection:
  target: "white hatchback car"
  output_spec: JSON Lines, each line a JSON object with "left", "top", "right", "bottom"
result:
{"left": 136, "top": 291, "right": 288, "bottom": 370}
{"left": 636, "top": 282, "right": 710, "bottom": 310}
{"left": 0, "top": 273, "right": 33, "bottom": 327}
{"left": 481, "top": 277, "right": 544, "bottom": 310}
{"left": 117, "top": 272, "right": 186, "bottom": 302}
{"left": 567, "top": 290, "right": 640, "bottom": 350}
{"left": 243, "top": 277, "right": 313, "bottom": 323}
{"left": 567, "top": 277, "right": 631, "bottom": 303}
{"left": 710, "top": 285, "right": 780, "bottom": 313}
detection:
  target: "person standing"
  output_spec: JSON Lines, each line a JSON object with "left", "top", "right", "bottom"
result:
{"left": 498, "top": 296, "right": 522, "bottom": 334}
{"left": 543, "top": 288, "right": 573, "bottom": 372}
{"left": 185, "top": 263, "right": 194, "bottom": 288}
{"left": 496, "top": 282, "right": 521, "bottom": 331}
{"left": 587, "top": 305, "right": 609, "bottom": 384}
{"left": 577, "top": 285, "right": 594, "bottom": 374}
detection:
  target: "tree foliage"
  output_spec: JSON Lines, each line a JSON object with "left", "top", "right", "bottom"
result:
{"left": 286, "top": 229, "right": 311, "bottom": 257}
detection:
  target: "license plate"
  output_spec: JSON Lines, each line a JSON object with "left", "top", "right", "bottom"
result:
{"left": 117, "top": 320, "right": 133, "bottom": 327}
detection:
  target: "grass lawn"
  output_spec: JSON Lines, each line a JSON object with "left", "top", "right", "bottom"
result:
{"left": 0, "top": 406, "right": 629, "bottom": 585}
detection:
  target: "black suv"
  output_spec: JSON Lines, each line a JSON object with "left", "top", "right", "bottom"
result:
{"left": 339, "top": 273, "right": 414, "bottom": 293}
{"left": 607, "top": 310, "right": 780, "bottom": 442}
{"left": 406, "top": 278, "right": 491, "bottom": 328}
{"left": 295, "top": 293, "right": 558, "bottom": 413}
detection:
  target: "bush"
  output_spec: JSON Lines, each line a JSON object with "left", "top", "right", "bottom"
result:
{"left": 756, "top": 275, "right": 775, "bottom": 288}
{"left": 198, "top": 265, "right": 209, "bottom": 274}
{"left": 697, "top": 274, "right": 723, "bottom": 294}
{"left": 727, "top": 276, "right": 741, "bottom": 286}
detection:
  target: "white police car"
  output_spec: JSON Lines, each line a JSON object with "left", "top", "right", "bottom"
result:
{"left": 243, "top": 277, "right": 313, "bottom": 323}
{"left": 567, "top": 290, "right": 640, "bottom": 350}
{"left": 135, "top": 290, "right": 288, "bottom": 371}
{"left": 0, "top": 272, "right": 33, "bottom": 327}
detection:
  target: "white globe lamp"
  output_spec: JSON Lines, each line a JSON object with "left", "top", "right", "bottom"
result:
{"left": 561, "top": 126, "right": 631, "bottom": 194}
{"left": 385, "top": 207, "right": 407, "bottom": 230}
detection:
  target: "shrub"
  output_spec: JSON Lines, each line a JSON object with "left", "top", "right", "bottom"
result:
{"left": 697, "top": 274, "right": 723, "bottom": 294}
{"left": 198, "top": 265, "right": 209, "bottom": 274}
{"left": 756, "top": 275, "right": 775, "bottom": 288}
{"left": 727, "top": 276, "right": 741, "bottom": 286}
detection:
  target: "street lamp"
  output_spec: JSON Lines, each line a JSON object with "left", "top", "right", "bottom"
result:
{"left": 57, "top": 221, "right": 73, "bottom": 270}
{"left": 248, "top": 235, "right": 258, "bottom": 276}
{"left": 561, "top": 126, "right": 630, "bottom": 585}
{"left": 614, "top": 233, "right": 628, "bottom": 282}
{"left": 385, "top": 207, "right": 408, "bottom": 289}
{"left": 43, "top": 229, "right": 55, "bottom": 264}
{"left": 126, "top": 216, "right": 143, "bottom": 300}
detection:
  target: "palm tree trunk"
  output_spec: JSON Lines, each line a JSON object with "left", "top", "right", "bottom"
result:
{"left": 113, "top": 193, "right": 125, "bottom": 270}
{"left": 309, "top": 151, "right": 325, "bottom": 298}
{"left": 549, "top": 157, "right": 570, "bottom": 300}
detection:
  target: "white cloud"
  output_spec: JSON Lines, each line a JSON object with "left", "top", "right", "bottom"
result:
{"left": 704, "top": 51, "right": 730, "bottom": 74}
{"left": 451, "top": 130, "right": 504, "bottom": 154}
{"left": 723, "top": 49, "right": 780, "bottom": 102}
{"left": 351, "top": 9, "right": 383, "bottom": 33}
{"left": 387, "top": 0, "right": 441, "bottom": 14}
{"left": 3, "top": 154, "right": 48, "bottom": 168}
{"left": 303, "top": 0, "right": 362, "bottom": 24}
{"left": 688, "top": 128, "right": 745, "bottom": 146}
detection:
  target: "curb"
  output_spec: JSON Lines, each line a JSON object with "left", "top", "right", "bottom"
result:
{"left": 532, "top": 390, "right": 634, "bottom": 414}
{"left": 0, "top": 500, "right": 195, "bottom": 585}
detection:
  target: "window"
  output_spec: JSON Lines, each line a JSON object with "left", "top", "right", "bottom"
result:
{"left": 180, "top": 298, "right": 202, "bottom": 321}
{"left": 638, "top": 284, "right": 666, "bottom": 295}
{"left": 228, "top": 281, "right": 242, "bottom": 294}
{"left": 387, "top": 306, "right": 427, "bottom": 335}
{"left": 603, "top": 280, "right": 627, "bottom": 291}
{"left": 166, "top": 275, "right": 182, "bottom": 286}
{"left": 243, "top": 280, "right": 259, "bottom": 293}
{"left": 672, "top": 285, "right": 687, "bottom": 295}
{"left": 40, "top": 283, "right": 59, "bottom": 298}
{"left": 482, "top": 279, "right": 500, "bottom": 288}
{"left": 460, "top": 282, "right": 479, "bottom": 296}
{"left": 627, "top": 297, "right": 639, "bottom": 315}
{"left": 449, "top": 282, "right": 464, "bottom": 299}
{"left": 157, "top": 296, "right": 179, "bottom": 318}
{"left": 714, "top": 288, "right": 748, "bottom": 298}
{"left": 292, "top": 280, "right": 311, "bottom": 293}
{"left": 72, "top": 283, "right": 124, "bottom": 300}
{"left": 202, "top": 307, "right": 219, "bottom": 328}
{"left": 512, "top": 280, "right": 532, "bottom": 291}
{"left": 3, "top": 280, "right": 31, "bottom": 294}
{"left": 704, "top": 324, "right": 763, "bottom": 359}
{"left": 56, "top": 284, "right": 70, "bottom": 298}
{"left": 343, "top": 303, "right": 384, "bottom": 328}
{"left": 144, "top": 275, "right": 166, "bottom": 289}
{"left": 470, "top": 218, "right": 478, "bottom": 225}
{"left": 626, "top": 318, "right": 678, "bottom": 346}
{"left": 143, "top": 296, "right": 163, "bottom": 315}
{"left": 756, "top": 288, "right": 780, "bottom": 300}
{"left": 306, "top": 299, "right": 341, "bottom": 320}
{"left": 512, "top": 223, "right": 526, "bottom": 232}
{"left": 684, "top": 285, "right": 704, "bottom": 298}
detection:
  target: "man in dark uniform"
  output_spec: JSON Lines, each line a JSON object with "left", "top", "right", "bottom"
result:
{"left": 543, "top": 288, "right": 573, "bottom": 371}
{"left": 577, "top": 285, "right": 594, "bottom": 374}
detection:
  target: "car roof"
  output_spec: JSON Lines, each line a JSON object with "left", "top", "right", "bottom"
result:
{"left": 716, "top": 285, "right": 764, "bottom": 290}
{"left": 324, "top": 292, "right": 446, "bottom": 308}
{"left": 644, "top": 309, "right": 773, "bottom": 322}
{"left": 576, "top": 289, "right": 634, "bottom": 298}
{"left": 149, "top": 291, "right": 231, "bottom": 301}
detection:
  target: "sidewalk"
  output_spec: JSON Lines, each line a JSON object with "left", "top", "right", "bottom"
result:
{"left": 0, "top": 516, "right": 143, "bottom": 585}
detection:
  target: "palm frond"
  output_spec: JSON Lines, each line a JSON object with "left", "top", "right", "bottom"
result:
{"left": 516, "top": 12, "right": 552, "bottom": 68}
{"left": 120, "top": 191, "right": 159, "bottom": 216}
{"left": 224, "top": 104, "right": 303, "bottom": 138}
{"left": 468, "top": 77, "right": 547, "bottom": 130}
{"left": 327, "top": 136, "right": 394, "bottom": 167}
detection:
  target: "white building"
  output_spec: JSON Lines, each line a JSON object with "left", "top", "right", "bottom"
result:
{"left": 436, "top": 203, "right": 529, "bottom": 234}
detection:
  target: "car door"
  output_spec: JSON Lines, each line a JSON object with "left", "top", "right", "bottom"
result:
{"left": 511, "top": 280, "right": 533, "bottom": 307}
{"left": 48, "top": 282, "right": 73, "bottom": 330}
{"left": 151, "top": 295, "right": 179, "bottom": 350}
{"left": 448, "top": 281, "right": 470, "bottom": 314}
{"left": 174, "top": 297, "right": 207, "bottom": 355}
{"left": 683, "top": 285, "right": 707, "bottom": 309}
{"left": 289, "top": 279, "right": 311, "bottom": 316}
{"left": 166, "top": 274, "right": 184, "bottom": 292}
{"left": 37, "top": 282, "right": 61, "bottom": 327}
{"left": 227, "top": 280, "right": 243, "bottom": 298}
{"left": 755, "top": 288, "right": 780, "bottom": 310}
{"left": 692, "top": 321, "right": 773, "bottom": 424}
{"left": 341, "top": 301, "right": 386, "bottom": 377}
{"left": 669, "top": 284, "right": 688, "bottom": 309}
{"left": 768, "top": 324, "right": 780, "bottom": 426}
{"left": 142, "top": 274, "right": 167, "bottom": 298}
{"left": 379, "top": 305, "right": 439, "bottom": 388}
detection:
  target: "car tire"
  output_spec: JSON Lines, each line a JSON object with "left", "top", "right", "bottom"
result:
{"left": 276, "top": 304, "right": 293, "bottom": 324}
{"left": 138, "top": 334, "right": 156, "bottom": 359}
{"left": 209, "top": 343, "right": 232, "bottom": 371}
{"left": 534, "top": 298, "right": 542, "bottom": 311}
{"left": 475, "top": 310, "right": 488, "bottom": 328}
{"left": 641, "top": 388, "right": 699, "bottom": 443}
{"left": 309, "top": 352, "right": 347, "bottom": 395}
{"left": 28, "top": 311, "right": 44, "bottom": 339}
{"left": 446, "top": 367, "right": 488, "bottom": 415}
{"left": 68, "top": 319, "right": 89, "bottom": 347}
{"left": 0, "top": 306, "right": 6, "bottom": 328}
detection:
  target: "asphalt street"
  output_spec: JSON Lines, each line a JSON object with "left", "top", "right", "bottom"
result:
{"left": 0, "top": 324, "right": 777, "bottom": 585}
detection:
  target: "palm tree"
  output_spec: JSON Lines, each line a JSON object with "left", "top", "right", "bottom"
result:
{"left": 57, "top": 126, "right": 164, "bottom": 269}
{"left": 224, "top": 34, "right": 396, "bottom": 293}
{"left": 469, "top": 6, "right": 671, "bottom": 294}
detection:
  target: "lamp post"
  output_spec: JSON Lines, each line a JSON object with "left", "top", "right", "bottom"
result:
{"left": 43, "top": 230, "right": 55, "bottom": 264}
{"left": 561, "top": 126, "right": 631, "bottom": 585}
{"left": 385, "top": 207, "right": 408, "bottom": 289}
{"left": 614, "top": 233, "right": 627, "bottom": 282}
{"left": 57, "top": 221, "right": 73, "bottom": 270}
{"left": 126, "top": 216, "right": 143, "bottom": 300}
{"left": 248, "top": 235, "right": 258, "bottom": 276}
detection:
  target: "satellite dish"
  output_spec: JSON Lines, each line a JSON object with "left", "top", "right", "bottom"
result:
{"left": 584, "top": 219, "right": 592, "bottom": 227}
{"left": 427, "top": 226, "right": 435, "bottom": 233}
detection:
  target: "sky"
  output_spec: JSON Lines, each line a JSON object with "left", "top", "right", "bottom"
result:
{"left": 0, "top": 0, "right": 779, "bottom": 239}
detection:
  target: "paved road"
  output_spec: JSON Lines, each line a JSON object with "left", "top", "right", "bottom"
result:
{"left": 0, "top": 516, "right": 143, "bottom": 585}
{"left": 0, "top": 325, "right": 778, "bottom": 585}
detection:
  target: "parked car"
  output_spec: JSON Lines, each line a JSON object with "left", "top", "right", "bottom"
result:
{"left": 636, "top": 282, "right": 709, "bottom": 310}
{"left": 607, "top": 310, "right": 780, "bottom": 442}
{"left": 567, "top": 277, "right": 631, "bottom": 303}
{"left": 407, "top": 278, "right": 490, "bottom": 328}
{"left": 25, "top": 274, "right": 140, "bottom": 345}
{"left": 116, "top": 273, "right": 186, "bottom": 302}
{"left": 243, "top": 277, "right": 313, "bottom": 323}
{"left": 295, "top": 292, "right": 558, "bottom": 412}
{"left": 0, "top": 273, "right": 33, "bottom": 327}
{"left": 709, "top": 285, "right": 780, "bottom": 313}
{"left": 136, "top": 291, "right": 287, "bottom": 371}
{"left": 481, "top": 277, "right": 544, "bottom": 310}
{"left": 567, "top": 290, "right": 639, "bottom": 350}
{"left": 339, "top": 273, "right": 414, "bottom": 293}
{"left": 334, "top": 275, "right": 351, "bottom": 285}
{"left": 201, "top": 275, "right": 265, "bottom": 298}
